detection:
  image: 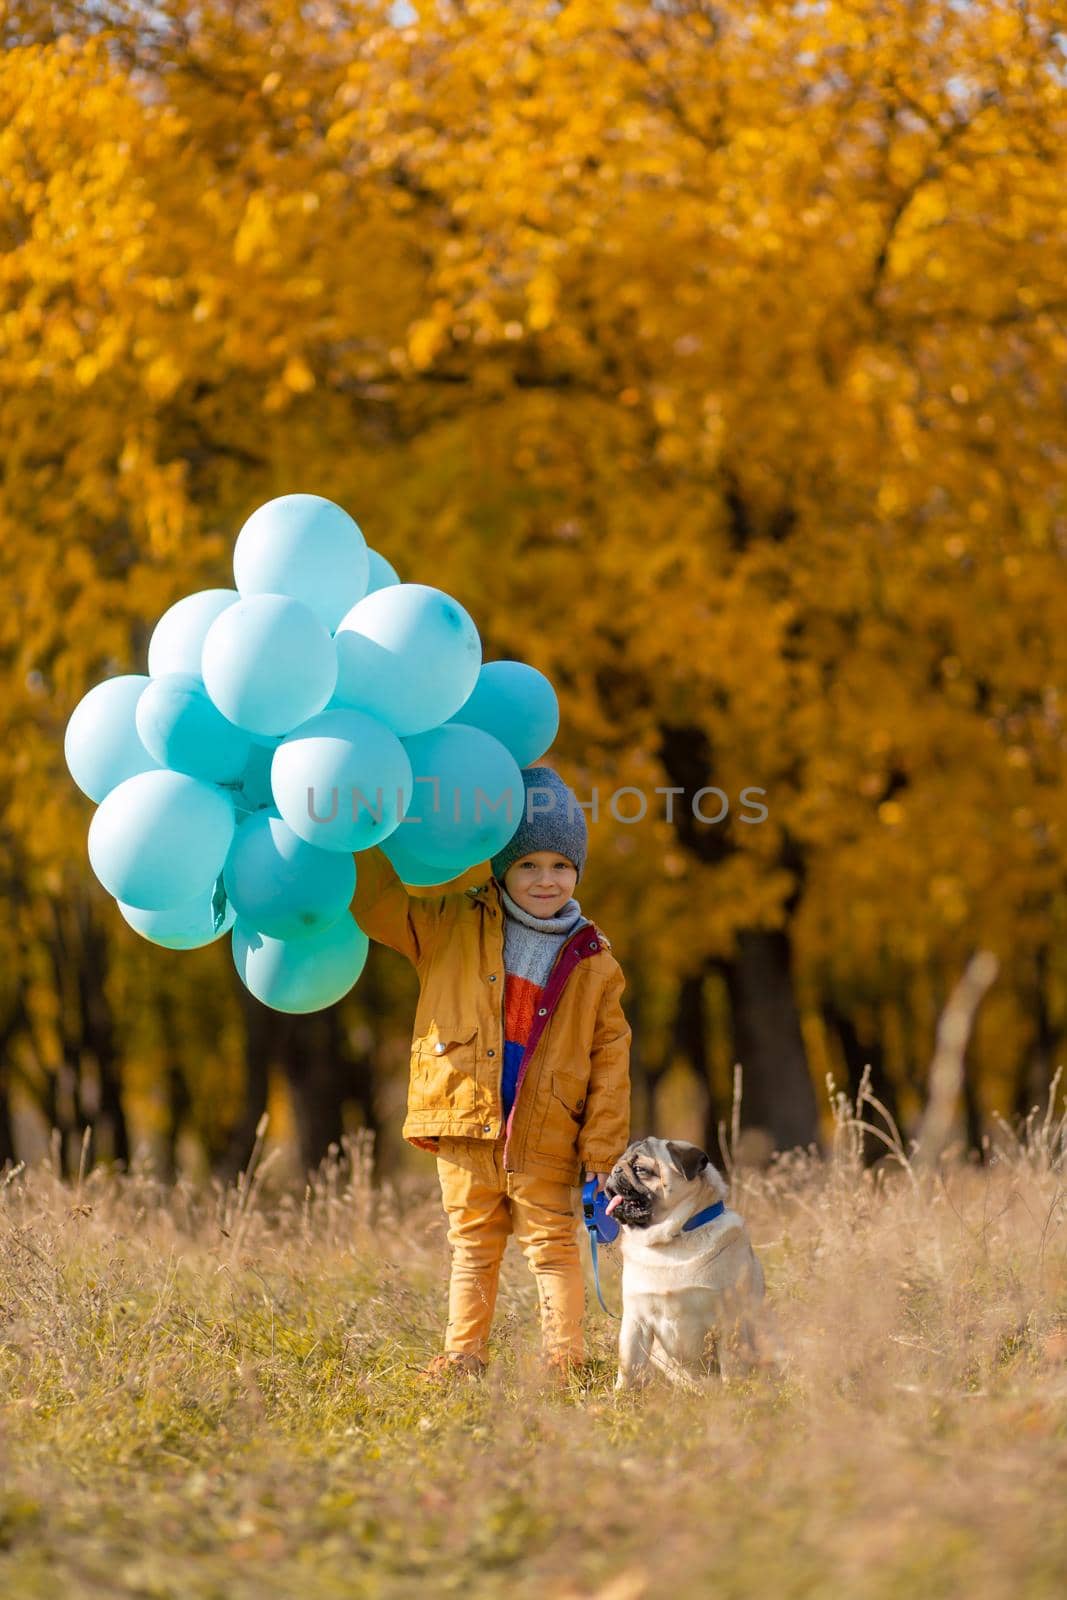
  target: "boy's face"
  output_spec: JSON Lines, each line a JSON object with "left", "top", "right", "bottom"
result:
{"left": 502, "top": 851, "right": 578, "bottom": 918}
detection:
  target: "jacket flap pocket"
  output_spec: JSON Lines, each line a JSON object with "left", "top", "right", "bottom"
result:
{"left": 419, "top": 1026, "right": 478, "bottom": 1058}
{"left": 551, "top": 1073, "right": 585, "bottom": 1116}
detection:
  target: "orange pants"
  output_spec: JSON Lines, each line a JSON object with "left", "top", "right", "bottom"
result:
{"left": 435, "top": 1137, "right": 585, "bottom": 1363}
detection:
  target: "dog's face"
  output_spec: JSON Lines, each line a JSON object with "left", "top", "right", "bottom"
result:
{"left": 604, "top": 1137, "right": 725, "bottom": 1229}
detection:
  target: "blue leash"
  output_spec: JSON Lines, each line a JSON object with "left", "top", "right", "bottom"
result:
{"left": 582, "top": 1179, "right": 620, "bottom": 1318}
{"left": 581, "top": 1181, "right": 727, "bottom": 1320}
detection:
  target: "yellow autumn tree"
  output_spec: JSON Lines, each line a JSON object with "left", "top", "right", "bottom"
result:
{"left": 1, "top": 1, "right": 1064, "bottom": 1167}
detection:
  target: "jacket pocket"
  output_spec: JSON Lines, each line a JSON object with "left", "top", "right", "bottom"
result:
{"left": 409, "top": 1027, "right": 479, "bottom": 1116}
{"left": 532, "top": 1071, "right": 587, "bottom": 1156}
{"left": 551, "top": 1073, "right": 586, "bottom": 1120}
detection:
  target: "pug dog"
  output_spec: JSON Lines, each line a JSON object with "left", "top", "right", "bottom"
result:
{"left": 604, "top": 1136, "right": 766, "bottom": 1391}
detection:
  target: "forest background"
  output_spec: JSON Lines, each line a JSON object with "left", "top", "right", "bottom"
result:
{"left": 2, "top": 0, "right": 1066, "bottom": 1184}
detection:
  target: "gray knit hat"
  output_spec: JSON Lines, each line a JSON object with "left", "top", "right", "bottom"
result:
{"left": 490, "top": 766, "right": 588, "bottom": 883}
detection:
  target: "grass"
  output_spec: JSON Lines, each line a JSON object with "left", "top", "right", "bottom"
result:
{"left": 1, "top": 1095, "right": 1065, "bottom": 1600}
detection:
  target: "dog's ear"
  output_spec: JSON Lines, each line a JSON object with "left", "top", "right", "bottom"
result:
{"left": 665, "top": 1141, "right": 710, "bottom": 1182}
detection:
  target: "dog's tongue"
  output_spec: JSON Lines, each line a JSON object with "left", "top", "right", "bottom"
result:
{"left": 604, "top": 1193, "right": 623, "bottom": 1216}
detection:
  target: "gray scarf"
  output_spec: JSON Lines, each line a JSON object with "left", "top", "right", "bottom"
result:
{"left": 499, "top": 885, "right": 589, "bottom": 989}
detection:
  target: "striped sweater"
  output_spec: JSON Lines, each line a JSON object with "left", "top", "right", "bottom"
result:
{"left": 499, "top": 885, "right": 590, "bottom": 1121}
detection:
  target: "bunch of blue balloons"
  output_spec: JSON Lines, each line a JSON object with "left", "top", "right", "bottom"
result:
{"left": 64, "top": 495, "right": 560, "bottom": 1014}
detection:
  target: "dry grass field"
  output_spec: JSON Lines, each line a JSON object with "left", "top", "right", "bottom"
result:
{"left": 1, "top": 1093, "right": 1065, "bottom": 1600}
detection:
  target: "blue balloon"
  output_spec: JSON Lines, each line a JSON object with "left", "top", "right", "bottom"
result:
{"left": 148, "top": 589, "right": 238, "bottom": 678}
{"left": 201, "top": 594, "right": 337, "bottom": 738}
{"left": 333, "top": 583, "right": 481, "bottom": 737}
{"left": 378, "top": 829, "right": 478, "bottom": 887}
{"left": 271, "top": 708, "right": 412, "bottom": 853}
{"left": 448, "top": 660, "right": 560, "bottom": 767}
{"left": 234, "top": 494, "right": 369, "bottom": 632}
{"left": 402, "top": 724, "right": 523, "bottom": 872}
{"left": 135, "top": 673, "right": 252, "bottom": 784}
{"left": 88, "top": 770, "right": 236, "bottom": 910}
{"left": 118, "top": 887, "right": 236, "bottom": 949}
{"left": 224, "top": 811, "right": 355, "bottom": 939}
{"left": 233, "top": 915, "right": 369, "bottom": 1014}
{"left": 64, "top": 675, "right": 159, "bottom": 803}
{"left": 364, "top": 548, "right": 401, "bottom": 595}
{"left": 231, "top": 740, "right": 276, "bottom": 812}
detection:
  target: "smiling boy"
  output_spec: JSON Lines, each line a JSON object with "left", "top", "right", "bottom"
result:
{"left": 351, "top": 765, "right": 632, "bottom": 1379}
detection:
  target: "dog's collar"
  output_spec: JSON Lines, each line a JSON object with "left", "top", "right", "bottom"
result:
{"left": 681, "top": 1200, "right": 726, "bottom": 1232}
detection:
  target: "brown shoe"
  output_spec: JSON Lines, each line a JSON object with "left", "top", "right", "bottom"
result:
{"left": 419, "top": 1351, "right": 487, "bottom": 1382}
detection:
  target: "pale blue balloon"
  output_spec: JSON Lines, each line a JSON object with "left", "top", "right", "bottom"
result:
{"left": 135, "top": 673, "right": 252, "bottom": 784}
{"left": 364, "top": 548, "right": 401, "bottom": 595}
{"left": 201, "top": 594, "right": 337, "bottom": 738}
{"left": 224, "top": 811, "right": 355, "bottom": 939}
{"left": 447, "top": 660, "right": 560, "bottom": 767}
{"left": 402, "top": 723, "right": 522, "bottom": 872}
{"left": 378, "top": 830, "right": 477, "bottom": 887}
{"left": 88, "top": 770, "right": 236, "bottom": 910}
{"left": 148, "top": 589, "right": 238, "bottom": 678}
{"left": 271, "top": 708, "right": 412, "bottom": 853}
{"left": 64, "top": 675, "right": 159, "bottom": 803}
{"left": 233, "top": 740, "right": 276, "bottom": 811}
{"left": 118, "top": 887, "right": 236, "bottom": 949}
{"left": 234, "top": 494, "right": 369, "bottom": 632}
{"left": 333, "top": 583, "right": 481, "bottom": 737}
{"left": 233, "top": 915, "right": 369, "bottom": 1014}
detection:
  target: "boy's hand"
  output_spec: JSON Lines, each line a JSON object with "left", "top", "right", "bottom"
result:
{"left": 586, "top": 1171, "right": 609, "bottom": 1194}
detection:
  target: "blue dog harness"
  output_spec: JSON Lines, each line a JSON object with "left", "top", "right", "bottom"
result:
{"left": 581, "top": 1182, "right": 726, "bottom": 1319}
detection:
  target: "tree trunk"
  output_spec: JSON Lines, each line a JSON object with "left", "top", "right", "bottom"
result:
{"left": 161, "top": 1052, "right": 192, "bottom": 1183}
{"left": 822, "top": 999, "right": 903, "bottom": 1165}
{"left": 668, "top": 968, "right": 727, "bottom": 1165}
{"left": 915, "top": 953, "right": 998, "bottom": 1170}
{"left": 75, "top": 897, "right": 130, "bottom": 1168}
{"left": 337, "top": 961, "right": 388, "bottom": 1177}
{"left": 280, "top": 1003, "right": 386, "bottom": 1175}
{"left": 962, "top": 1063, "right": 985, "bottom": 1160}
{"left": 622, "top": 973, "right": 679, "bottom": 1147}
{"left": 280, "top": 1009, "right": 347, "bottom": 1175}
{"left": 215, "top": 980, "right": 273, "bottom": 1183}
{"left": 0, "top": 989, "right": 26, "bottom": 1167}
{"left": 0, "top": 1056, "right": 15, "bottom": 1169}
{"left": 150, "top": 989, "right": 192, "bottom": 1183}
{"left": 40, "top": 892, "right": 130, "bottom": 1173}
{"left": 655, "top": 719, "right": 818, "bottom": 1155}
{"left": 1014, "top": 945, "right": 1056, "bottom": 1125}
{"left": 636, "top": 968, "right": 717, "bottom": 1155}
{"left": 718, "top": 929, "right": 820, "bottom": 1152}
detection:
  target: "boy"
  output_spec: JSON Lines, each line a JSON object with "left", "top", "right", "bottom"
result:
{"left": 351, "top": 765, "right": 631, "bottom": 1379}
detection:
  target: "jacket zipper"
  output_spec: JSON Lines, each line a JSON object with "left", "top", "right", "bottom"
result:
{"left": 477, "top": 880, "right": 597, "bottom": 1167}
{"left": 498, "top": 969, "right": 505, "bottom": 1128}
{"left": 502, "top": 922, "right": 592, "bottom": 1172}
{"left": 502, "top": 939, "right": 557, "bottom": 1164}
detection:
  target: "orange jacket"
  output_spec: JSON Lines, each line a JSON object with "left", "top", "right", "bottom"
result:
{"left": 351, "top": 848, "right": 631, "bottom": 1184}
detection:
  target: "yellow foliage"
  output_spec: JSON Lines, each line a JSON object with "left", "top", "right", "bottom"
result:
{"left": 0, "top": 0, "right": 1065, "bottom": 1132}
